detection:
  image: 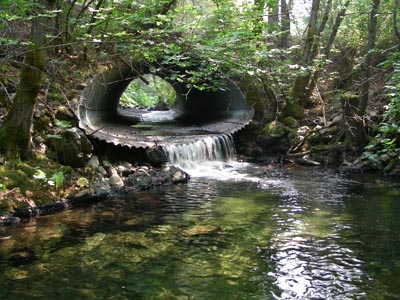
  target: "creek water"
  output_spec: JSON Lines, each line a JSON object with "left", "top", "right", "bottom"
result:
{"left": 1, "top": 136, "right": 400, "bottom": 300}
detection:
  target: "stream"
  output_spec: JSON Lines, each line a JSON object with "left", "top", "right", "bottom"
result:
{"left": 1, "top": 132, "right": 400, "bottom": 300}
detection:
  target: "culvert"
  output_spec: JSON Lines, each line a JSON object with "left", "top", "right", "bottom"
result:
{"left": 77, "top": 61, "right": 254, "bottom": 150}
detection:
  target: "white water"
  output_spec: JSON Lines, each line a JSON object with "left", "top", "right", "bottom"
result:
{"left": 162, "top": 134, "right": 252, "bottom": 180}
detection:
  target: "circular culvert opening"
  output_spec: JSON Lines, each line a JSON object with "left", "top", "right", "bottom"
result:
{"left": 116, "top": 74, "right": 180, "bottom": 125}
{"left": 119, "top": 74, "right": 176, "bottom": 110}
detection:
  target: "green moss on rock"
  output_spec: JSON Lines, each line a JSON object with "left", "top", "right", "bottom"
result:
{"left": 281, "top": 116, "right": 299, "bottom": 128}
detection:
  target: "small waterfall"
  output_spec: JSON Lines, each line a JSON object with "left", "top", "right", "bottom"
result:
{"left": 162, "top": 134, "right": 238, "bottom": 177}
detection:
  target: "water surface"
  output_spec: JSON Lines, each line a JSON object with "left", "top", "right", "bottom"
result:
{"left": 1, "top": 165, "right": 399, "bottom": 300}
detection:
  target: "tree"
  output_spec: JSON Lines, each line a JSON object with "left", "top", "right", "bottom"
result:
{"left": 0, "top": 0, "right": 56, "bottom": 159}
{"left": 279, "top": 0, "right": 292, "bottom": 48}
{"left": 359, "top": 0, "right": 380, "bottom": 115}
{"left": 282, "top": 0, "right": 353, "bottom": 119}
{"left": 347, "top": 0, "right": 380, "bottom": 149}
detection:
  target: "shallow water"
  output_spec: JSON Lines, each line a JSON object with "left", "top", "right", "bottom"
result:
{"left": 1, "top": 164, "right": 400, "bottom": 300}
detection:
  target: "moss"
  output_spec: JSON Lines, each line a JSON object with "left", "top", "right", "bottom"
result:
{"left": 34, "top": 114, "right": 53, "bottom": 133}
{"left": 67, "top": 89, "right": 80, "bottom": 100}
{"left": 0, "top": 166, "right": 30, "bottom": 193}
{"left": 262, "top": 121, "right": 285, "bottom": 137}
{"left": 281, "top": 116, "right": 299, "bottom": 128}
{"left": 16, "top": 162, "right": 36, "bottom": 177}
{"left": 281, "top": 102, "right": 305, "bottom": 119}
{"left": 48, "top": 92, "right": 64, "bottom": 102}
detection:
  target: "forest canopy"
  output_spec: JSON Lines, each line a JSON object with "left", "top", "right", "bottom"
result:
{"left": 0, "top": 0, "right": 399, "bottom": 173}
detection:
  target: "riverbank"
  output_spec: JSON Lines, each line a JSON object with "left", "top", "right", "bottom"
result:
{"left": 0, "top": 155, "right": 189, "bottom": 226}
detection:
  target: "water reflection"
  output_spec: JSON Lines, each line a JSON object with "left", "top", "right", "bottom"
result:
{"left": 260, "top": 169, "right": 366, "bottom": 299}
{"left": 1, "top": 166, "right": 400, "bottom": 299}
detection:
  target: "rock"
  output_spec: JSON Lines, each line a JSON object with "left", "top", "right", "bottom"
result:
{"left": 77, "top": 83, "right": 88, "bottom": 90}
{"left": 108, "top": 174, "right": 124, "bottom": 187}
{"left": 182, "top": 225, "right": 220, "bottom": 236}
{"left": 102, "top": 159, "right": 112, "bottom": 169}
{"left": 282, "top": 102, "right": 305, "bottom": 119}
{"left": 55, "top": 106, "right": 76, "bottom": 125}
{"left": 170, "top": 167, "right": 190, "bottom": 183}
{"left": 107, "top": 167, "right": 118, "bottom": 176}
{"left": 297, "top": 126, "right": 310, "bottom": 136}
{"left": 120, "top": 161, "right": 132, "bottom": 169}
{"left": 116, "top": 165, "right": 132, "bottom": 176}
{"left": 13, "top": 200, "right": 39, "bottom": 218}
{"left": 48, "top": 127, "right": 93, "bottom": 168}
{"left": 244, "top": 145, "right": 263, "bottom": 157}
{"left": 0, "top": 215, "right": 20, "bottom": 226}
{"left": 295, "top": 156, "right": 321, "bottom": 166}
{"left": 33, "top": 135, "right": 45, "bottom": 146}
{"left": 126, "top": 172, "right": 153, "bottom": 189}
{"left": 87, "top": 155, "right": 100, "bottom": 171}
{"left": 282, "top": 116, "right": 299, "bottom": 128}
{"left": 34, "top": 102, "right": 46, "bottom": 118}
{"left": 38, "top": 201, "right": 69, "bottom": 215}
{"left": 331, "top": 114, "right": 342, "bottom": 126}
{"left": 146, "top": 146, "right": 169, "bottom": 165}
{"left": 262, "top": 121, "right": 286, "bottom": 138}
{"left": 97, "top": 166, "right": 107, "bottom": 176}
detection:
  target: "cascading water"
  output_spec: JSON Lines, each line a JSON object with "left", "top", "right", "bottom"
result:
{"left": 162, "top": 134, "right": 246, "bottom": 179}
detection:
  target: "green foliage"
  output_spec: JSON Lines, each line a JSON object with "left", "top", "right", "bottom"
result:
{"left": 54, "top": 119, "right": 72, "bottom": 129}
{"left": 120, "top": 75, "right": 175, "bottom": 108}
{"left": 363, "top": 55, "right": 400, "bottom": 164}
{"left": 33, "top": 168, "right": 64, "bottom": 188}
{"left": 49, "top": 171, "right": 64, "bottom": 188}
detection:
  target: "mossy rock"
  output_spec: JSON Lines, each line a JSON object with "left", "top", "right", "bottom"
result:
{"left": 281, "top": 116, "right": 299, "bottom": 128}
{"left": 34, "top": 114, "right": 53, "bottom": 133}
{"left": 281, "top": 102, "right": 305, "bottom": 119}
{"left": 16, "top": 162, "right": 36, "bottom": 177}
{"left": 261, "top": 121, "right": 287, "bottom": 138}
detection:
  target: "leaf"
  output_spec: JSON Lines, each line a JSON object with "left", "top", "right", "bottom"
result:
{"left": 33, "top": 169, "right": 47, "bottom": 180}
{"left": 47, "top": 134, "right": 62, "bottom": 139}
{"left": 50, "top": 172, "right": 64, "bottom": 188}
{"left": 54, "top": 119, "right": 72, "bottom": 129}
{"left": 76, "top": 177, "right": 89, "bottom": 188}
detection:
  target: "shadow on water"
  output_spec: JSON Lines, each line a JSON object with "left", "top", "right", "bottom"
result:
{"left": 1, "top": 165, "right": 400, "bottom": 300}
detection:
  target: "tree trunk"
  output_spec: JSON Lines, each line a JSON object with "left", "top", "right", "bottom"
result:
{"left": 304, "top": 0, "right": 351, "bottom": 102}
{"left": 346, "top": 0, "right": 380, "bottom": 149}
{"left": 288, "top": 0, "right": 321, "bottom": 110}
{"left": 267, "top": 0, "right": 279, "bottom": 29}
{"left": 358, "top": 0, "right": 380, "bottom": 115}
{"left": 324, "top": 0, "right": 351, "bottom": 58}
{"left": 0, "top": 0, "right": 55, "bottom": 160}
{"left": 279, "top": 0, "right": 292, "bottom": 48}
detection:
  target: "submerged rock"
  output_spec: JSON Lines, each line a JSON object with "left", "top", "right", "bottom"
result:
{"left": 182, "top": 225, "right": 220, "bottom": 236}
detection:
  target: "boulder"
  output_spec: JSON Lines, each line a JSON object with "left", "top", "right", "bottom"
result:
{"left": 48, "top": 127, "right": 93, "bottom": 168}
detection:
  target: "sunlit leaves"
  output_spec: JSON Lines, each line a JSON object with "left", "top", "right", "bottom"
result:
{"left": 363, "top": 53, "right": 400, "bottom": 164}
